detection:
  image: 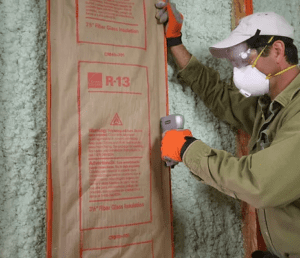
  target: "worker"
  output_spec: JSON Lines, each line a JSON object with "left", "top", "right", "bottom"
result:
{"left": 156, "top": 2, "right": 300, "bottom": 258}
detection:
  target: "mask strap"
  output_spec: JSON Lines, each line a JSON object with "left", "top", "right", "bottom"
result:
{"left": 250, "top": 35, "right": 298, "bottom": 80}
{"left": 252, "top": 36, "right": 274, "bottom": 68}
{"left": 266, "top": 65, "right": 298, "bottom": 80}
{"left": 251, "top": 36, "right": 275, "bottom": 68}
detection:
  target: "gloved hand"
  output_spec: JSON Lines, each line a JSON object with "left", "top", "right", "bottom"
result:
{"left": 155, "top": 0, "right": 184, "bottom": 46}
{"left": 161, "top": 129, "right": 193, "bottom": 163}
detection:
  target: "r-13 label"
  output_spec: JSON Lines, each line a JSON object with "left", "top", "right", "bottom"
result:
{"left": 88, "top": 72, "right": 131, "bottom": 89}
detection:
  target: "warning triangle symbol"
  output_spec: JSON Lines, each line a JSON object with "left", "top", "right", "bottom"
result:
{"left": 110, "top": 113, "right": 123, "bottom": 126}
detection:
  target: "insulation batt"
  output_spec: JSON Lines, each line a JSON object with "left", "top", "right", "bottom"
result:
{"left": 0, "top": 0, "right": 299, "bottom": 257}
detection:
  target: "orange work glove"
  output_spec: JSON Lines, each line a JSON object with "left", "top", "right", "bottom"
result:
{"left": 161, "top": 129, "right": 193, "bottom": 163}
{"left": 155, "top": 0, "right": 184, "bottom": 46}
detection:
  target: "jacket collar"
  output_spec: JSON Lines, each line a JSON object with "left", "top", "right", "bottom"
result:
{"left": 273, "top": 72, "right": 300, "bottom": 107}
{"left": 257, "top": 72, "right": 300, "bottom": 117}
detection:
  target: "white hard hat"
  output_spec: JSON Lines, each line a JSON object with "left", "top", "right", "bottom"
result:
{"left": 210, "top": 12, "right": 294, "bottom": 58}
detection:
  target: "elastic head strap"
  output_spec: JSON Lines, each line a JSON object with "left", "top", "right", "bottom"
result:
{"left": 252, "top": 36, "right": 275, "bottom": 68}
{"left": 266, "top": 65, "right": 298, "bottom": 80}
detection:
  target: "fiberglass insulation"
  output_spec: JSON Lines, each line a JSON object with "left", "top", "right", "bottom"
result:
{"left": 0, "top": 0, "right": 299, "bottom": 257}
{"left": 167, "top": 0, "right": 244, "bottom": 257}
{"left": 0, "top": 0, "right": 47, "bottom": 257}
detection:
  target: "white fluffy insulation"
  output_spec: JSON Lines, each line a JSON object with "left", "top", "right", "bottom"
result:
{"left": 167, "top": 1, "right": 244, "bottom": 257}
{"left": 1, "top": 0, "right": 299, "bottom": 257}
{"left": 0, "top": 0, "right": 47, "bottom": 257}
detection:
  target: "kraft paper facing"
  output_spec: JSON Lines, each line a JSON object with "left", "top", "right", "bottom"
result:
{"left": 47, "top": 0, "right": 173, "bottom": 257}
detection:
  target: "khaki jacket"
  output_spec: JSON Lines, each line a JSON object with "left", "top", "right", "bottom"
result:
{"left": 177, "top": 56, "right": 300, "bottom": 258}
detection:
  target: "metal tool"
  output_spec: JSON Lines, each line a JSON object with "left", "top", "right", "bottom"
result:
{"left": 160, "top": 114, "right": 185, "bottom": 168}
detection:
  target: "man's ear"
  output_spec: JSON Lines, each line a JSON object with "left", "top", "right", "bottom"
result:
{"left": 272, "top": 40, "right": 286, "bottom": 64}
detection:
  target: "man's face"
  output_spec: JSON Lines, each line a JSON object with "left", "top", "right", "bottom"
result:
{"left": 252, "top": 44, "right": 279, "bottom": 78}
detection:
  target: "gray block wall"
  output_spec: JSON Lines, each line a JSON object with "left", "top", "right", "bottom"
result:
{"left": 0, "top": 0, "right": 299, "bottom": 257}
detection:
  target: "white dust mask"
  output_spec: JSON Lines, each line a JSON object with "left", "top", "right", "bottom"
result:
{"left": 233, "top": 65, "right": 269, "bottom": 97}
{"left": 232, "top": 36, "right": 274, "bottom": 98}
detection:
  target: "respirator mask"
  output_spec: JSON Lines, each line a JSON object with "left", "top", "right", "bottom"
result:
{"left": 225, "top": 40, "right": 272, "bottom": 97}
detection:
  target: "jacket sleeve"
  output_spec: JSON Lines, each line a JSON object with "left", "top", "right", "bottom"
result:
{"left": 183, "top": 111, "right": 300, "bottom": 208}
{"left": 177, "top": 56, "right": 259, "bottom": 135}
